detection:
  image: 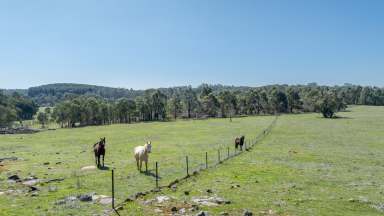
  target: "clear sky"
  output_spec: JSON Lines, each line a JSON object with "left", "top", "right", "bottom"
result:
{"left": 0, "top": 0, "right": 383, "bottom": 89}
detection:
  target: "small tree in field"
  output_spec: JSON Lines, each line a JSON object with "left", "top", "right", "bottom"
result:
{"left": 37, "top": 112, "right": 48, "bottom": 128}
{"left": 316, "top": 94, "right": 338, "bottom": 118}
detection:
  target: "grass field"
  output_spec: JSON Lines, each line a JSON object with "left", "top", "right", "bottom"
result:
{"left": 0, "top": 114, "right": 274, "bottom": 215}
{"left": 1, "top": 106, "right": 383, "bottom": 216}
{"left": 118, "top": 106, "right": 384, "bottom": 216}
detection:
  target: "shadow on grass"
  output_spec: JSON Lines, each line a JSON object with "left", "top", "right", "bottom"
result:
{"left": 98, "top": 165, "right": 110, "bottom": 171}
{"left": 142, "top": 170, "right": 160, "bottom": 179}
{"left": 316, "top": 116, "right": 353, "bottom": 120}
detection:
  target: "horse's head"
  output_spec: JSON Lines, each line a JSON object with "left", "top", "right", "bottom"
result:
{"left": 145, "top": 141, "right": 152, "bottom": 153}
{"left": 100, "top": 137, "right": 106, "bottom": 147}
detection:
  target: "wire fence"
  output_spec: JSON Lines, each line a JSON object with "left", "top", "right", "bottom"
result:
{"left": 53, "top": 115, "right": 278, "bottom": 215}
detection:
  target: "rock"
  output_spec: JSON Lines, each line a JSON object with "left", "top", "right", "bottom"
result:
{"left": 7, "top": 180, "right": 16, "bottom": 184}
{"left": 78, "top": 194, "right": 93, "bottom": 202}
{"left": 171, "top": 184, "right": 177, "bottom": 191}
{"left": 243, "top": 209, "right": 253, "bottom": 216}
{"left": 171, "top": 206, "right": 177, "bottom": 212}
{"left": 24, "top": 176, "right": 37, "bottom": 181}
{"left": 184, "top": 191, "right": 190, "bottom": 195}
{"left": 56, "top": 162, "right": 62, "bottom": 165}
{"left": 66, "top": 196, "right": 78, "bottom": 202}
{"left": 179, "top": 208, "right": 186, "bottom": 214}
{"left": 92, "top": 194, "right": 109, "bottom": 201}
{"left": 80, "top": 165, "right": 97, "bottom": 171}
{"left": 143, "top": 199, "right": 154, "bottom": 205}
{"left": 0, "top": 157, "right": 18, "bottom": 162}
{"left": 99, "top": 197, "right": 113, "bottom": 205}
{"left": 31, "top": 192, "right": 39, "bottom": 197}
{"left": 156, "top": 195, "right": 170, "bottom": 203}
{"left": 371, "top": 203, "right": 384, "bottom": 212}
{"left": 23, "top": 179, "right": 40, "bottom": 186}
{"left": 0, "top": 192, "right": 5, "bottom": 196}
{"left": 192, "top": 196, "right": 230, "bottom": 206}
{"left": 8, "top": 175, "right": 20, "bottom": 181}
{"left": 43, "top": 162, "right": 50, "bottom": 165}
{"left": 196, "top": 211, "right": 209, "bottom": 216}
{"left": 154, "top": 208, "right": 163, "bottom": 213}
{"left": 206, "top": 189, "right": 213, "bottom": 193}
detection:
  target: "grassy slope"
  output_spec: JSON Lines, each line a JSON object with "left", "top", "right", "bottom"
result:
{"left": 119, "top": 106, "right": 384, "bottom": 216}
{"left": 0, "top": 115, "right": 273, "bottom": 215}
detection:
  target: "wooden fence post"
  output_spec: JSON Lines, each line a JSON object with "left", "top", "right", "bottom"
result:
{"left": 155, "top": 162, "right": 159, "bottom": 188}
{"left": 227, "top": 147, "right": 229, "bottom": 159}
{"left": 186, "top": 156, "right": 189, "bottom": 176}
{"left": 111, "top": 169, "right": 115, "bottom": 209}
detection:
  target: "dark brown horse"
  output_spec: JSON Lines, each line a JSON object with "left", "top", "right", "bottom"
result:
{"left": 235, "top": 136, "right": 245, "bottom": 150}
{"left": 93, "top": 137, "right": 106, "bottom": 168}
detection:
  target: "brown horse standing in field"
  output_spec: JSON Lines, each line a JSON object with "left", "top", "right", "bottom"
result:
{"left": 94, "top": 137, "right": 106, "bottom": 168}
{"left": 235, "top": 136, "right": 245, "bottom": 150}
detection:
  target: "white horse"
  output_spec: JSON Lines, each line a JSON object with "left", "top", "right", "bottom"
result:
{"left": 134, "top": 141, "right": 152, "bottom": 172}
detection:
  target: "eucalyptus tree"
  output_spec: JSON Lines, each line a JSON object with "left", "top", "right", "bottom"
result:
{"left": 168, "top": 94, "right": 183, "bottom": 119}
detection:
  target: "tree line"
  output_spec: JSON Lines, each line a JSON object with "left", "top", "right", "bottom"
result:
{"left": 2, "top": 83, "right": 384, "bottom": 128}
{"left": 48, "top": 83, "right": 384, "bottom": 128}
{"left": 0, "top": 91, "right": 38, "bottom": 128}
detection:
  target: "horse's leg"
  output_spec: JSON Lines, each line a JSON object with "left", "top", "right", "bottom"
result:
{"left": 136, "top": 158, "right": 139, "bottom": 170}
{"left": 97, "top": 155, "right": 101, "bottom": 168}
{"left": 139, "top": 160, "right": 143, "bottom": 172}
{"left": 102, "top": 154, "right": 105, "bottom": 167}
{"left": 145, "top": 159, "right": 148, "bottom": 173}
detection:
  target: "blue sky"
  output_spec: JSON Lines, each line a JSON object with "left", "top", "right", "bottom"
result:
{"left": 0, "top": 0, "right": 383, "bottom": 89}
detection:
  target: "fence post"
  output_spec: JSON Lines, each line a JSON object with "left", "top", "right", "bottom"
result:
{"left": 227, "top": 147, "right": 229, "bottom": 159}
{"left": 186, "top": 156, "right": 189, "bottom": 176}
{"left": 111, "top": 169, "right": 115, "bottom": 209}
{"left": 205, "top": 152, "right": 208, "bottom": 169}
{"left": 155, "top": 162, "right": 159, "bottom": 188}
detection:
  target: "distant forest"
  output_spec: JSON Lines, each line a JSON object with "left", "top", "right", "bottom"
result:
{"left": 1, "top": 83, "right": 384, "bottom": 128}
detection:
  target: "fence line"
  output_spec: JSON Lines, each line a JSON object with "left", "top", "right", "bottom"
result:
{"left": 112, "top": 115, "right": 278, "bottom": 211}
{"left": 53, "top": 116, "right": 278, "bottom": 215}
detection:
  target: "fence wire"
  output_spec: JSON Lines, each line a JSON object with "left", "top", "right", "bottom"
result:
{"left": 53, "top": 115, "right": 278, "bottom": 214}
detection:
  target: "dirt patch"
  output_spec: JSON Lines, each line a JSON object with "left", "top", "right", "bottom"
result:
{"left": 0, "top": 164, "right": 6, "bottom": 172}
{"left": 80, "top": 165, "right": 97, "bottom": 171}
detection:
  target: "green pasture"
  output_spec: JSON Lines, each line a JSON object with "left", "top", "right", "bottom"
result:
{"left": 119, "top": 106, "right": 384, "bottom": 215}
{"left": 0, "top": 114, "right": 273, "bottom": 215}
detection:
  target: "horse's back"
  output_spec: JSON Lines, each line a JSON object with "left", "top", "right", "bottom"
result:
{"left": 134, "top": 146, "right": 145, "bottom": 155}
